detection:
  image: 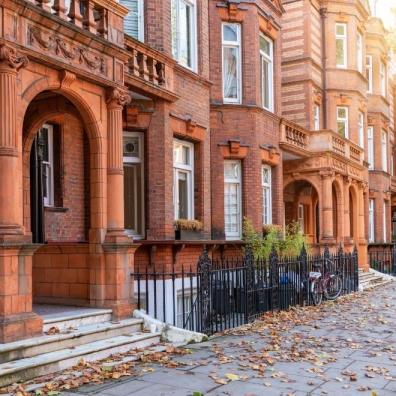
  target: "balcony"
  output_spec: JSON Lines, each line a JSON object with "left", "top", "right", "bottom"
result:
{"left": 280, "top": 120, "right": 363, "bottom": 166}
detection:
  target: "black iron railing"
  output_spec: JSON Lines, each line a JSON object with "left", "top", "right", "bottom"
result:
{"left": 368, "top": 244, "right": 396, "bottom": 275}
{"left": 131, "top": 245, "right": 359, "bottom": 335}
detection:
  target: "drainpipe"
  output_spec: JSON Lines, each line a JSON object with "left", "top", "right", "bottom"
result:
{"left": 320, "top": 6, "right": 328, "bottom": 129}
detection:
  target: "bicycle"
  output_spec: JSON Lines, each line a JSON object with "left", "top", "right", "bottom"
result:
{"left": 308, "top": 258, "right": 343, "bottom": 306}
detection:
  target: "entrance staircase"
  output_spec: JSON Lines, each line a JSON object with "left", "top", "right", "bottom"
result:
{"left": 0, "top": 306, "right": 161, "bottom": 387}
{"left": 359, "top": 268, "right": 394, "bottom": 290}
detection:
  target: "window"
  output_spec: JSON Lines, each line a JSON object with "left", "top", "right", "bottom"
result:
{"left": 358, "top": 112, "right": 364, "bottom": 148}
{"left": 367, "top": 126, "right": 374, "bottom": 170}
{"left": 383, "top": 201, "right": 387, "bottom": 242}
{"left": 121, "top": 0, "right": 144, "bottom": 41}
{"left": 380, "top": 62, "right": 387, "bottom": 97}
{"left": 171, "top": 0, "right": 196, "bottom": 70}
{"left": 262, "top": 165, "right": 272, "bottom": 225}
{"left": 222, "top": 23, "right": 241, "bottom": 103}
{"left": 368, "top": 199, "right": 374, "bottom": 243}
{"left": 335, "top": 23, "right": 347, "bottom": 68}
{"left": 123, "top": 132, "right": 145, "bottom": 239}
{"left": 391, "top": 155, "right": 394, "bottom": 177}
{"left": 337, "top": 107, "right": 349, "bottom": 138}
{"left": 313, "top": 104, "right": 320, "bottom": 130}
{"left": 173, "top": 140, "right": 194, "bottom": 220}
{"left": 224, "top": 160, "right": 242, "bottom": 240}
{"left": 39, "top": 124, "right": 54, "bottom": 207}
{"left": 177, "top": 291, "right": 197, "bottom": 328}
{"left": 381, "top": 130, "right": 388, "bottom": 172}
{"left": 298, "top": 204, "right": 304, "bottom": 233}
{"left": 356, "top": 32, "right": 363, "bottom": 73}
{"left": 260, "top": 34, "right": 274, "bottom": 111}
{"left": 366, "top": 55, "right": 373, "bottom": 93}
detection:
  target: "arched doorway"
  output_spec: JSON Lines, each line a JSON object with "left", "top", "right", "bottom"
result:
{"left": 284, "top": 180, "right": 320, "bottom": 244}
{"left": 23, "top": 91, "right": 96, "bottom": 307}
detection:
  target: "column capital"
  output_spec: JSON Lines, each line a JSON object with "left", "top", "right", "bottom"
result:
{"left": 0, "top": 44, "right": 29, "bottom": 71}
{"left": 106, "top": 88, "right": 131, "bottom": 109}
{"left": 320, "top": 170, "right": 334, "bottom": 180}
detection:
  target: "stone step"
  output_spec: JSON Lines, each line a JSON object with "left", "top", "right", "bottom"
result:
{"left": 0, "top": 318, "right": 144, "bottom": 364}
{"left": 360, "top": 278, "right": 392, "bottom": 290}
{"left": 42, "top": 308, "right": 113, "bottom": 332}
{"left": 0, "top": 332, "right": 161, "bottom": 387}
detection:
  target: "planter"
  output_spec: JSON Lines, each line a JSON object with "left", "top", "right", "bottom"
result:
{"left": 175, "top": 229, "right": 203, "bottom": 240}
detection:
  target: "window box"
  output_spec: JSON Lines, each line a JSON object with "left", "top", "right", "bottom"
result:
{"left": 174, "top": 219, "right": 203, "bottom": 240}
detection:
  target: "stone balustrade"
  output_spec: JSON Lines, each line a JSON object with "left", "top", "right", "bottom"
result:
{"left": 280, "top": 119, "right": 309, "bottom": 151}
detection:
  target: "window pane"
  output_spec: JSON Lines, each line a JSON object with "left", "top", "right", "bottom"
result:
{"left": 337, "top": 107, "right": 346, "bottom": 118}
{"left": 39, "top": 128, "right": 49, "bottom": 162}
{"left": 123, "top": 136, "right": 140, "bottom": 159}
{"left": 336, "top": 39, "right": 345, "bottom": 65}
{"left": 260, "top": 36, "right": 270, "bottom": 55}
{"left": 178, "top": 171, "right": 188, "bottom": 219}
{"left": 337, "top": 122, "right": 346, "bottom": 136}
{"left": 336, "top": 24, "right": 345, "bottom": 35}
{"left": 171, "top": 0, "right": 178, "bottom": 58}
{"left": 178, "top": 2, "right": 192, "bottom": 67}
{"left": 224, "top": 183, "right": 239, "bottom": 233}
{"left": 262, "top": 58, "right": 269, "bottom": 108}
{"left": 223, "top": 24, "right": 238, "bottom": 42}
{"left": 223, "top": 47, "right": 238, "bottom": 99}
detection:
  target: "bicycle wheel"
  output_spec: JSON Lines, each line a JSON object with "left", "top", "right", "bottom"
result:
{"left": 324, "top": 275, "right": 342, "bottom": 300}
{"left": 310, "top": 279, "right": 323, "bottom": 306}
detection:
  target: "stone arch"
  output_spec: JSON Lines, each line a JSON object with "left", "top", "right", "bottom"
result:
{"left": 349, "top": 183, "right": 359, "bottom": 240}
{"left": 21, "top": 85, "right": 107, "bottom": 241}
{"left": 332, "top": 178, "right": 344, "bottom": 242}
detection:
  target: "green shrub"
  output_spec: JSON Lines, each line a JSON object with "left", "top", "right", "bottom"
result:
{"left": 242, "top": 218, "right": 309, "bottom": 259}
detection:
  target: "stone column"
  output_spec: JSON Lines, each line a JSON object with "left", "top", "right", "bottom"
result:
{"left": 100, "top": 88, "right": 138, "bottom": 320}
{"left": 343, "top": 177, "right": 351, "bottom": 240}
{"left": 0, "top": 45, "right": 42, "bottom": 342}
{"left": 321, "top": 172, "right": 334, "bottom": 240}
{"left": 357, "top": 182, "right": 368, "bottom": 270}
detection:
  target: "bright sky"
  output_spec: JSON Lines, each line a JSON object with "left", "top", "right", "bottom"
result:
{"left": 372, "top": 0, "right": 396, "bottom": 28}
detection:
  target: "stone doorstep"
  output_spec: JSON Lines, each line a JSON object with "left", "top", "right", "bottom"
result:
{"left": 42, "top": 309, "right": 113, "bottom": 332}
{"left": 0, "top": 318, "right": 144, "bottom": 364}
{"left": 0, "top": 332, "right": 161, "bottom": 387}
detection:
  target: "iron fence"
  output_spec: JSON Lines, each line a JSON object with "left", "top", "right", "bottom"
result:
{"left": 368, "top": 244, "right": 396, "bottom": 275}
{"left": 131, "top": 245, "right": 359, "bottom": 335}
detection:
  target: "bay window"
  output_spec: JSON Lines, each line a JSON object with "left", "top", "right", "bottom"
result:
{"left": 260, "top": 34, "right": 274, "bottom": 111}
{"left": 121, "top": 0, "right": 144, "bottom": 41}
{"left": 262, "top": 165, "right": 272, "bottom": 225}
{"left": 224, "top": 160, "right": 242, "bottom": 240}
{"left": 368, "top": 199, "right": 374, "bottom": 243}
{"left": 171, "top": 0, "right": 197, "bottom": 70}
{"left": 173, "top": 140, "right": 194, "bottom": 220}
{"left": 358, "top": 111, "right": 364, "bottom": 148}
{"left": 222, "top": 23, "right": 241, "bottom": 103}
{"left": 335, "top": 23, "right": 347, "bottom": 68}
{"left": 123, "top": 132, "right": 145, "bottom": 238}
{"left": 337, "top": 106, "right": 349, "bottom": 138}
{"left": 367, "top": 126, "right": 374, "bottom": 170}
{"left": 366, "top": 55, "right": 373, "bottom": 93}
{"left": 381, "top": 130, "right": 388, "bottom": 172}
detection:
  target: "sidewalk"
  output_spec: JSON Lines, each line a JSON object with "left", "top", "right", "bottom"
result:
{"left": 7, "top": 283, "right": 396, "bottom": 396}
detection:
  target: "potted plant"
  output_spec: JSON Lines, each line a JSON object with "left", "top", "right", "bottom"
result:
{"left": 174, "top": 219, "right": 204, "bottom": 240}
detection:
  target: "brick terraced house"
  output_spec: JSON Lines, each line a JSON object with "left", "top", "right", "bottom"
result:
{"left": 0, "top": 0, "right": 394, "bottom": 343}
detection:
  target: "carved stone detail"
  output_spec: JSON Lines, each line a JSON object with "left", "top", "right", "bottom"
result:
{"left": 59, "top": 70, "right": 76, "bottom": 88}
{"left": 106, "top": 88, "right": 132, "bottom": 108}
{"left": 0, "top": 44, "right": 29, "bottom": 70}
{"left": 28, "top": 25, "right": 106, "bottom": 74}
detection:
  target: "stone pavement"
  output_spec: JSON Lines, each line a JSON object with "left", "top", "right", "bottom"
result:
{"left": 48, "top": 284, "right": 396, "bottom": 395}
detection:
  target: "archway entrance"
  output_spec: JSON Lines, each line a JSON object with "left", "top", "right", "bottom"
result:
{"left": 24, "top": 91, "right": 92, "bottom": 307}
{"left": 284, "top": 180, "right": 320, "bottom": 244}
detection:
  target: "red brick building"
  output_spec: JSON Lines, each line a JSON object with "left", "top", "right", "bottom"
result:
{"left": 0, "top": 0, "right": 394, "bottom": 342}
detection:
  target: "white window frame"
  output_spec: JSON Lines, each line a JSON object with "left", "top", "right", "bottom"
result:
{"left": 173, "top": 139, "right": 194, "bottom": 220}
{"left": 380, "top": 61, "right": 387, "bottom": 97}
{"left": 171, "top": 0, "right": 197, "bottom": 71}
{"left": 298, "top": 204, "right": 304, "bottom": 233}
{"left": 337, "top": 106, "right": 349, "bottom": 139}
{"left": 367, "top": 126, "right": 374, "bottom": 170}
{"left": 366, "top": 55, "right": 373, "bottom": 93}
{"left": 383, "top": 201, "right": 387, "bottom": 242}
{"left": 381, "top": 130, "right": 388, "bottom": 172}
{"left": 335, "top": 23, "right": 347, "bottom": 68}
{"left": 123, "top": 131, "right": 145, "bottom": 239}
{"left": 222, "top": 23, "right": 242, "bottom": 104}
{"left": 313, "top": 104, "right": 320, "bottom": 130}
{"left": 356, "top": 31, "right": 363, "bottom": 73}
{"left": 262, "top": 165, "right": 272, "bottom": 225}
{"left": 368, "top": 199, "right": 374, "bottom": 243}
{"left": 40, "top": 124, "right": 54, "bottom": 207}
{"left": 260, "top": 34, "right": 274, "bottom": 112}
{"left": 177, "top": 290, "right": 197, "bottom": 328}
{"left": 122, "top": 0, "right": 145, "bottom": 41}
{"left": 224, "top": 160, "right": 242, "bottom": 240}
{"left": 358, "top": 111, "right": 364, "bottom": 148}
